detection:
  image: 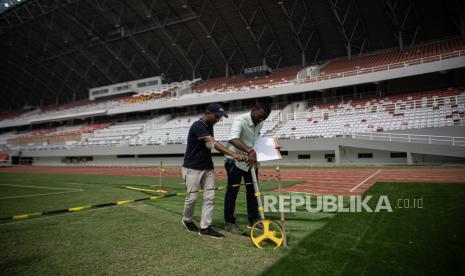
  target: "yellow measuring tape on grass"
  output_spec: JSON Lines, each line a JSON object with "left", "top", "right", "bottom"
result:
{"left": 0, "top": 189, "right": 179, "bottom": 223}
{"left": 125, "top": 186, "right": 170, "bottom": 194}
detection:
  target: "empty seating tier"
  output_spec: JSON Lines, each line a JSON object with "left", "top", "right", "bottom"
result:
{"left": 276, "top": 88, "right": 464, "bottom": 139}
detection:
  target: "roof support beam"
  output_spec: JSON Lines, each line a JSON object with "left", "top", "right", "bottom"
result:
{"left": 448, "top": 0, "right": 465, "bottom": 40}
{"left": 204, "top": 0, "right": 249, "bottom": 76}
{"left": 385, "top": 0, "right": 421, "bottom": 51}
{"left": 186, "top": 0, "right": 246, "bottom": 77}
{"left": 255, "top": 0, "right": 286, "bottom": 68}
{"left": 25, "top": 11, "right": 97, "bottom": 97}
{"left": 51, "top": 0, "right": 138, "bottom": 80}
{"left": 76, "top": 48, "right": 116, "bottom": 84}
{"left": 278, "top": 0, "right": 322, "bottom": 66}
{"left": 155, "top": 1, "right": 215, "bottom": 80}
{"left": 231, "top": 0, "right": 284, "bottom": 68}
{"left": 0, "top": 0, "right": 76, "bottom": 35}
{"left": 4, "top": 61, "right": 56, "bottom": 106}
{"left": 328, "top": 0, "right": 370, "bottom": 60}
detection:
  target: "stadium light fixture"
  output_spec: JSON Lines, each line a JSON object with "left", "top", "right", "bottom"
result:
{"left": 1, "top": 0, "right": 26, "bottom": 14}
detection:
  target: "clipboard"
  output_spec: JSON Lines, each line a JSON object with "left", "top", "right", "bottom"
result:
{"left": 253, "top": 136, "right": 282, "bottom": 162}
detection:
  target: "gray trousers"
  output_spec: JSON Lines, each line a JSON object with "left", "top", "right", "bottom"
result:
{"left": 182, "top": 167, "right": 215, "bottom": 229}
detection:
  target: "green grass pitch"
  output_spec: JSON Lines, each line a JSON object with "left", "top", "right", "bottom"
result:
{"left": 0, "top": 172, "right": 464, "bottom": 275}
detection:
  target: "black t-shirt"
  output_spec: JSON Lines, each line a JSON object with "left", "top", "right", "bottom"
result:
{"left": 183, "top": 119, "right": 214, "bottom": 170}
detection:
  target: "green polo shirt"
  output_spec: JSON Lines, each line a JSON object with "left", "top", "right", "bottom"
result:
{"left": 226, "top": 112, "right": 263, "bottom": 171}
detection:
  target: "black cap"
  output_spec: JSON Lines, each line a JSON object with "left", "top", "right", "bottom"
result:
{"left": 207, "top": 103, "right": 228, "bottom": 118}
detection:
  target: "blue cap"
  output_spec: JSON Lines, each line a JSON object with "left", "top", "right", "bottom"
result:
{"left": 207, "top": 103, "right": 228, "bottom": 118}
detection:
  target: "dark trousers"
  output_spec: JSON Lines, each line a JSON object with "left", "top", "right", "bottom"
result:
{"left": 224, "top": 159, "right": 259, "bottom": 225}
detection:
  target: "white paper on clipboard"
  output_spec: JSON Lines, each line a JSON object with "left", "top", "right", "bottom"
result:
{"left": 253, "top": 136, "right": 282, "bottom": 162}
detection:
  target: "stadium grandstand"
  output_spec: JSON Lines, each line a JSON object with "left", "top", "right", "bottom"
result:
{"left": 0, "top": 0, "right": 464, "bottom": 167}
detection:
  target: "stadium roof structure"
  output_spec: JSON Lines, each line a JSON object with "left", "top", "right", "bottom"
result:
{"left": 0, "top": 0, "right": 463, "bottom": 110}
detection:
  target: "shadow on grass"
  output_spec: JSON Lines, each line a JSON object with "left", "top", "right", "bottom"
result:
{"left": 261, "top": 182, "right": 465, "bottom": 276}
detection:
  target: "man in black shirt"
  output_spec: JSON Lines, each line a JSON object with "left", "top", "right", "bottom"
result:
{"left": 182, "top": 103, "right": 244, "bottom": 239}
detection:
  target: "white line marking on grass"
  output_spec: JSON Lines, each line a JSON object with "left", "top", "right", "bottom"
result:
{"left": 0, "top": 184, "right": 82, "bottom": 192}
{"left": 0, "top": 184, "right": 83, "bottom": 200}
{"left": 0, "top": 190, "right": 81, "bottom": 200}
{"left": 349, "top": 169, "right": 382, "bottom": 192}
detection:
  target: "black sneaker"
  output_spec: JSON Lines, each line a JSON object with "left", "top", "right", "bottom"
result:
{"left": 199, "top": 227, "right": 225, "bottom": 239}
{"left": 247, "top": 221, "right": 264, "bottom": 230}
{"left": 182, "top": 220, "right": 199, "bottom": 232}
{"left": 225, "top": 222, "right": 242, "bottom": 235}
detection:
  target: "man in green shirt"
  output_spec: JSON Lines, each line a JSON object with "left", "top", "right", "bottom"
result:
{"left": 224, "top": 101, "right": 271, "bottom": 234}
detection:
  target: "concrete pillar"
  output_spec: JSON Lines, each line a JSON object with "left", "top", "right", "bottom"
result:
{"left": 335, "top": 146, "right": 341, "bottom": 165}
{"left": 406, "top": 152, "right": 413, "bottom": 165}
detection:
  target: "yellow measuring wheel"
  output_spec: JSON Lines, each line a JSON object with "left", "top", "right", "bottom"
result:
{"left": 248, "top": 167, "right": 286, "bottom": 249}
{"left": 250, "top": 219, "right": 284, "bottom": 249}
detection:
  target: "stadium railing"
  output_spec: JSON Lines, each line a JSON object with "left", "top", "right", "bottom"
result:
{"left": 347, "top": 131, "right": 465, "bottom": 147}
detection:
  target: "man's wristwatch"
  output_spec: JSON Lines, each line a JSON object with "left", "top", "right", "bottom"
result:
{"left": 247, "top": 148, "right": 255, "bottom": 154}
